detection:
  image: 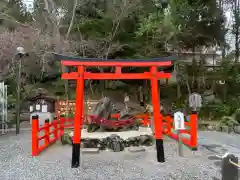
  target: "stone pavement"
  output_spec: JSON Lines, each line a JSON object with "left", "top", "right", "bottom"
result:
{"left": 198, "top": 131, "right": 240, "bottom": 157}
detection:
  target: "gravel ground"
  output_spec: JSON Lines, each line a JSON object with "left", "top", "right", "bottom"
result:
{"left": 0, "top": 131, "right": 221, "bottom": 180}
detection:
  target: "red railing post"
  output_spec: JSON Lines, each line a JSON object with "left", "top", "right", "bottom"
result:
{"left": 165, "top": 115, "right": 172, "bottom": 135}
{"left": 161, "top": 114, "right": 167, "bottom": 134}
{"left": 32, "top": 115, "right": 39, "bottom": 156}
{"left": 190, "top": 112, "right": 198, "bottom": 150}
{"left": 44, "top": 119, "right": 50, "bottom": 147}
{"left": 59, "top": 116, "right": 65, "bottom": 137}
{"left": 53, "top": 120, "right": 58, "bottom": 140}
{"left": 143, "top": 115, "right": 149, "bottom": 127}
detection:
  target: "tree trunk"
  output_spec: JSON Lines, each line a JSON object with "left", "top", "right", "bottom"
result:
{"left": 66, "top": 0, "right": 78, "bottom": 39}
{"left": 177, "top": 84, "right": 181, "bottom": 98}
{"left": 233, "top": 0, "right": 240, "bottom": 63}
{"left": 191, "top": 46, "right": 197, "bottom": 92}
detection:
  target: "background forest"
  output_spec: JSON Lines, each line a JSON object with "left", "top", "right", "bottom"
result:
{"left": 0, "top": 0, "right": 240, "bottom": 126}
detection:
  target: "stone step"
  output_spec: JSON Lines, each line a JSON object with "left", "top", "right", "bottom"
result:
{"left": 127, "top": 146, "right": 146, "bottom": 153}
{"left": 81, "top": 148, "right": 100, "bottom": 154}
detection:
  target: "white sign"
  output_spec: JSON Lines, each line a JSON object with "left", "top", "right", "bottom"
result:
{"left": 36, "top": 104, "right": 41, "bottom": 111}
{"left": 42, "top": 105, "right": 48, "bottom": 112}
{"left": 174, "top": 111, "right": 185, "bottom": 130}
{"left": 29, "top": 105, "right": 33, "bottom": 112}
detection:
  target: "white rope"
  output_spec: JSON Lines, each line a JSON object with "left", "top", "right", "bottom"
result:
{"left": 215, "top": 152, "right": 231, "bottom": 159}
{"left": 215, "top": 152, "right": 240, "bottom": 168}
{"left": 229, "top": 159, "right": 240, "bottom": 168}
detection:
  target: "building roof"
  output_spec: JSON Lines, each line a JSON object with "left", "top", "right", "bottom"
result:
{"left": 26, "top": 94, "right": 56, "bottom": 102}
{"left": 26, "top": 88, "right": 56, "bottom": 102}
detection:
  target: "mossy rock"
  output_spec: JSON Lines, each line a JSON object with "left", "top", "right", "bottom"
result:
{"left": 234, "top": 126, "right": 240, "bottom": 134}
{"left": 87, "top": 124, "right": 100, "bottom": 132}
{"left": 215, "top": 124, "right": 221, "bottom": 131}
{"left": 221, "top": 126, "right": 229, "bottom": 133}
{"left": 61, "top": 133, "right": 72, "bottom": 145}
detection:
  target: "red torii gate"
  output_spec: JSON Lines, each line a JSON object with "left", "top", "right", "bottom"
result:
{"left": 57, "top": 54, "right": 176, "bottom": 168}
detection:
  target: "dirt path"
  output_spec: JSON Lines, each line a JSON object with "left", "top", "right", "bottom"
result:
{"left": 0, "top": 130, "right": 221, "bottom": 180}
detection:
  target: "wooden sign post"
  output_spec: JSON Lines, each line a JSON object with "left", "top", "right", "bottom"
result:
{"left": 174, "top": 111, "right": 185, "bottom": 157}
{"left": 124, "top": 93, "right": 129, "bottom": 109}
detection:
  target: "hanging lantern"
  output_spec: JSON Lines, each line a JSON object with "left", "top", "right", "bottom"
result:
{"left": 218, "top": 80, "right": 225, "bottom": 85}
{"left": 154, "top": 0, "right": 168, "bottom": 9}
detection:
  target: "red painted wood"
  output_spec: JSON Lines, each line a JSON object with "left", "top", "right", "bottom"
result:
{"left": 73, "top": 66, "right": 84, "bottom": 144}
{"left": 150, "top": 66, "right": 162, "bottom": 139}
{"left": 61, "top": 60, "right": 172, "bottom": 67}
{"left": 62, "top": 72, "right": 171, "bottom": 80}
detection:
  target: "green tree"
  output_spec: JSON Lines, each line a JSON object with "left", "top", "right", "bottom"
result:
{"left": 1, "top": 0, "right": 32, "bottom": 25}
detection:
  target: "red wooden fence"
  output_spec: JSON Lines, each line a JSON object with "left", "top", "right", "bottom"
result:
{"left": 31, "top": 113, "right": 198, "bottom": 156}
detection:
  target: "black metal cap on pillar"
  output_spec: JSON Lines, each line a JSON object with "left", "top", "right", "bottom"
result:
{"left": 221, "top": 154, "right": 238, "bottom": 180}
{"left": 71, "top": 143, "right": 80, "bottom": 168}
{"left": 32, "top": 115, "right": 39, "bottom": 120}
{"left": 191, "top": 111, "right": 197, "bottom": 114}
{"left": 156, "top": 139, "right": 165, "bottom": 162}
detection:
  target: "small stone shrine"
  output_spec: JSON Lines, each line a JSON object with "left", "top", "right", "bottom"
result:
{"left": 27, "top": 88, "right": 56, "bottom": 126}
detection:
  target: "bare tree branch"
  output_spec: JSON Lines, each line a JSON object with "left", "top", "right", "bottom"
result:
{"left": 66, "top": 0, "right": 79, "bottom": 39}
{"left": 0, "top": 12, "right": 36, "bottom": 30}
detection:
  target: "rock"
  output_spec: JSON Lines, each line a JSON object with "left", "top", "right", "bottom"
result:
{"left": 119, "top": 108, "right": 131, "bottom": 119}
{"left": 106, "top": 134, "right": 124, "bottom": 152}
{"left": 111, "top": 140, "right": 124, "bottom": 152}
{"left": 125, "top": 137, "right": 135, "bottom": 147}
{"left": 88, "top": 96, "right": 140, "bottom": 131}
{"left": 81, "top": 138, "right": 100, "bottom": 148}
{"left": 207, "top": 125, "right": 214, "bottom": 130}
{"left": 130, "top": 126, "right": 139, "bottom": 131}
{"left": 128, "top": 146, "right": 146, "bottom": 153}
{"left": 234, "top": 126, "right": 240, "bottom": 134}
{"left": 216, "top": 125, "right": 229, "bottom": 132}
{"left": 124, "top": 135, "right": 154, "bottom": 147}
{"left": 132, "top": 137, "right": 139, "bottom": 147}
{"left": 61, "top": 133, "right": 72, "bottom": 145}
{"left": 139, "top": 135, "right": 148, "bottom": 145}
{"left": 99, "top": 138, "right": 108, "bottom": 150}
{"left": 98, "top": 140, "right": 107, "bottom": 150}
{"left": 139, "top": 135, "right": 154, "bottom": 146}
{"left": 124, "top": 139, "right": 130, "bottom": 147}
{"left": 107, "top": 134, "right": 120, "bottom": 141}
{"left": 87, "top": 124, "right": 100, "bottom": 132}
{"left": 221, "top": 126, "right": 229, "bottom": 133}
{"left": 215, "top": 125, "right": 221, "bottom": 132}
{"left": 60, "top": 132, "right": 154, "bottom": 151}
